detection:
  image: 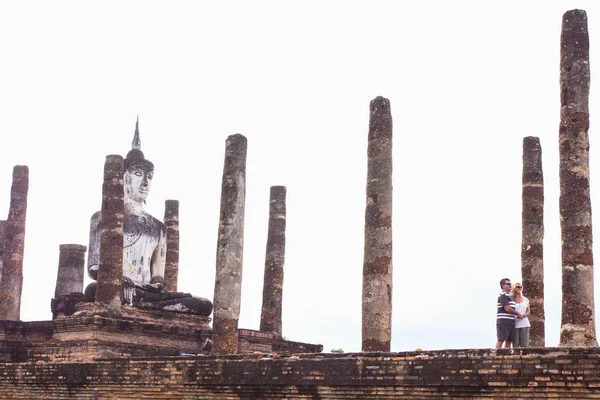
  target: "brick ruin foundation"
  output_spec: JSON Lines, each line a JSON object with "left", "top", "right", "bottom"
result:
{"left": 0, "top": 313, "right": 321, "bottom": 364}
{"left": 1, "top": 348, "right": 600, "bottom": 399}
{"left": 1, "top": 8, "right": 600, "bottom": 399}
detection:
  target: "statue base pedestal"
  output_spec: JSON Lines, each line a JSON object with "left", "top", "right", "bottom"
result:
{"left": 73, "top": 302, "right": 212, "bottom": 328}
{"left": 0, "top": 306, "right": 322, "bottom": 363}
{"left": 0, "top": 313, "right": 211, "bottom": 362}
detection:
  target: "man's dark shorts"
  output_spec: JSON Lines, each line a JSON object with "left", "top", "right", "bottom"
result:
{"left": 497, "top": 323, "right": 515, "bottom": 342}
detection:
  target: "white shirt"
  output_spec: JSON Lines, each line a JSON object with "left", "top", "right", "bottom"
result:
{"left": 514, "top": 296, "right": 531, "bottom": 328}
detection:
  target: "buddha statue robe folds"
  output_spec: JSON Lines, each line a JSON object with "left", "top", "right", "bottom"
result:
{"left": 85, "top": 119, "right": 212, "bottom": 317}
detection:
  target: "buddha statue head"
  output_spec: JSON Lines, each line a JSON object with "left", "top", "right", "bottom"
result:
{"left": 124, "top": 117, "right": 154, "bottom": 204}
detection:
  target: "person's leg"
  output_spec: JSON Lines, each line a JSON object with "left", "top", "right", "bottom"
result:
{"left": 513, "top": 328, "right": 521, "bottom": 347}
{"left": 505, "top": 324, "right": 516, "bottom": 348}
{"left": 521, "top": 327, "right": 530, "bottom": 347}
{"left": 496, "top": 324, "right": 505, "bottom": 349}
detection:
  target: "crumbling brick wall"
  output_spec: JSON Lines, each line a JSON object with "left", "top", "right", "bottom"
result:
{"left": 0, "top": 348, "right": 599, "bottom": 399}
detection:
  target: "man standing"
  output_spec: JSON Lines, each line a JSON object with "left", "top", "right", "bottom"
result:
{"left": 496, "top": 278, "right": 523, "bottom": 349}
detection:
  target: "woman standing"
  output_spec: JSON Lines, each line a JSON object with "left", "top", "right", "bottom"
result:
{"left": 510, "top": 282, "right": 531, "bottom": 347}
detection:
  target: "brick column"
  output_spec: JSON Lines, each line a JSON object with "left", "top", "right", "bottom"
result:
{"left": 0, "top": 166, "right": 29, "bottom": 321}
{"left": 94, "top": 155, "right": 125, "bottom": 318}
{"left": 260, "top": 186, "right": 286, "bottom": 335}
{"left": 0, "top": 220, "right": 6, "bottom": 281}
{"left": 362, "top": 96, "right": 393, "bottom": 352}
{"left": 164, "top": 200, "right": 180, "bottom": 292}
{"left": 558, "top": 10, "right": 597, "bottom": 347}
{"left": 212, "top": 134, "right": 247, "bottom": 354}
{"left": 54, "top": 244, "right": 87, "bottom": 297}
{"left": 521, "top": 137, "right": 545, "bottom": 347}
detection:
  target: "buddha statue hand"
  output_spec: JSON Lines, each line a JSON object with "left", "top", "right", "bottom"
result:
{"left": 138, "top": 276, "right": 164, "bottom": 293}
{"left": 123, "top": 277, "right": 136, "bottom": 305}
{"left": 123, "top": 276, "right": 167, "bottom": 304}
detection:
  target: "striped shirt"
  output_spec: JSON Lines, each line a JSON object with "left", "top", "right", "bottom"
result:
{"left": 497, "top": 292, "right": 516, "bottom": 324}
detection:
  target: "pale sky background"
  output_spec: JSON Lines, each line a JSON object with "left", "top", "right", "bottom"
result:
{"left": 1, "top": 1, "right": 599, "bottom": 353}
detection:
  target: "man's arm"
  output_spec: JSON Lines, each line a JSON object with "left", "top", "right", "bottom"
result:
{"left": 501, "top": 294, "right": 523, "bottom": 318}
{"left": 503, "top": 304, "right": 523, "bottom": 319}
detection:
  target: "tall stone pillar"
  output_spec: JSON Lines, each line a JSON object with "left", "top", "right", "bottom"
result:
{"left": 260, "top": 186, "right": 287, "bottom": 335}
{"left": 558, "top": 10, "right": 598, "bottom": 347}
{"left": 521, "top": 136, "right": 545, "bottom": 347}
{"left": 0, "top": 166, "right": 29, "bottom": 321}
{"left": 54, "top": 244, "right": 87, "bottom": 297}
{"left": 164, "top": 200, "right": 180, "bottom": 292}
{"left": 0, "top": 220, "right": 6, "bottom": 281}
{"left": 362, "top": 96, "right": 393, "bottom": 352}
{"left": 212, "top": 134, "right": 247, "bottom": 355}
{"left": 94, "top": 155, "right": 125, "bottom": 318}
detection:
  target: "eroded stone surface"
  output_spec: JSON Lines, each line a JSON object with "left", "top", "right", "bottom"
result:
{"left": 0, "top": 166, "right": 29, "bottom": 321}
{"left": 260, "top": 186, "right": 286, "bottom": 335}
{"left": 212, "top": 134, "right": 247, "bottom": 354}
{"left": 52, "top": 244, "right": 87, "bottom": 320}
{"left": 94, "top": 155, "right": 125, "bottom": 317}
{"left": 558, "top": 9, "right": 597, "bottom": 347}
{"left": 1, "top": 347, "right": 597, "bottom": 399}
{"left": 54, "top": 244, "right": 87, "bottom": 298}
{"left": 362, "top": 96, "right": 393, "bottom": 352}
{"left": 521, "top": 137, "right": 545, "bottom": 347}
{"left": 0, "top": 220, "right": 6, "bottom": 281}
{"left": 164, "top": 199, "right": 180, "bottom": 292}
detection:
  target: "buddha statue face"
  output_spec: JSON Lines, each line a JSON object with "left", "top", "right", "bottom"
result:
{"left": 125, "top": 161, "right": 154, "bottom": 203}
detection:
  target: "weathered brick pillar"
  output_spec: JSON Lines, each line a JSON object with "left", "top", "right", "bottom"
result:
{"left": 164, "top": 200, "right": 180, "bottom": 292}
{"left": 0, "top": 220, "right": 6, "bottom": 280}
{"left": 94, "top": 155, "right": 125, "bottom": 318}
{"left": 559, "top": 10, "right": 598, "bottom": 347}
{"left": 54, "top": 244, "right": 87, "bottom": 297}
{"left": 260, "top": 186, "right": 286, "bottom": 335}
{"left": 212, "top": 134, "right": 247, "bottom": 355}
{"left": 362, "top": 96, "right": 393, "bottom": 352}
{"left": 0, "top": 166, "right": 29, "bottom": 321}
{"left": 521, "top": 136, "right": 545, "bottom": 347}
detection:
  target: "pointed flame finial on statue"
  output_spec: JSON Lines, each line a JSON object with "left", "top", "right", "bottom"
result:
{"left": 132, "top": 114, "right": 142, "bottom": 150}
{"left": 125, "top": 115, "right": 153, "bottom": 171}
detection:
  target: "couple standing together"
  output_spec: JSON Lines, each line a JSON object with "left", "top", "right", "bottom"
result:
{"left": 496, "top": 278, "right": 531, "bottom": 349}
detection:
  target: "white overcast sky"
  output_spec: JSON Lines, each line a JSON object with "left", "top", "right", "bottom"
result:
{"left": 1, "top": 1, "right": 600, "bottom": 353}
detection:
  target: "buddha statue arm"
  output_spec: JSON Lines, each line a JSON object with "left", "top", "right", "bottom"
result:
{"left": 87, "top": 210, "right": 101, "bottom": 280}
{"left": 149, "top": 227, "right": 167, "bottom": 289}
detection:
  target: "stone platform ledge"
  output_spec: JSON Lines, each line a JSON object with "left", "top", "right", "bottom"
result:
{"left": 72, "top": 302, "right": 212, "bottom": 328}
{"left": 0, "top": 315, "right": 213, "bottom": 363}
{"left": 238, "top": 328, "right": 323, "bottom": 354}
{"left": 1, "top": 347, "right": 599, "bottom": 399}
{"left": 0, "top": 316, "right": 322, "bottom": 363}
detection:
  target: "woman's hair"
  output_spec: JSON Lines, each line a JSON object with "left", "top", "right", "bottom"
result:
{"left": 510, "top": 282, "right": 523, "bottom": 298}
